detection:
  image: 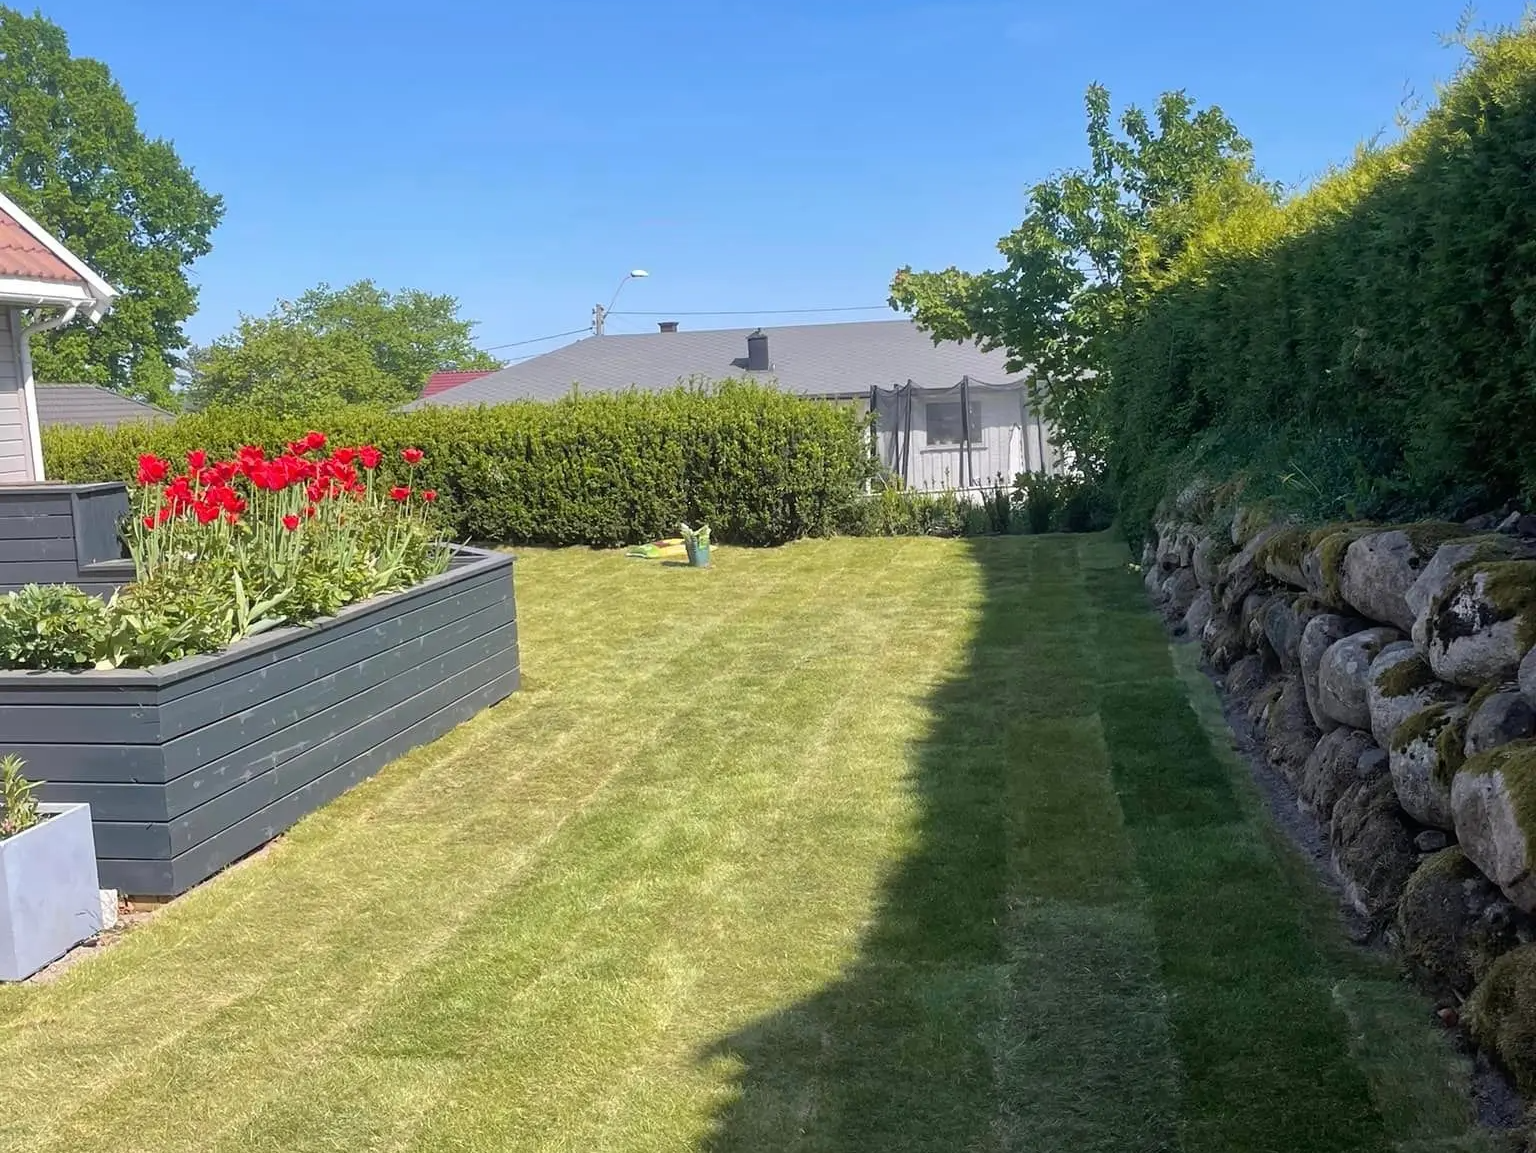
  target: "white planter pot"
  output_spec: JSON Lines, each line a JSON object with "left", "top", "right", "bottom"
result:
{"left": 0, "top": 803, "right": 101, "bottom": 980}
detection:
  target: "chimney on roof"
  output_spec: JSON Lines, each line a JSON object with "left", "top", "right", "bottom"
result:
{"left": 746, "top": 328, "right": 770, "bottom": 371}
{"left": 658, "top": 320, "right": 679, "bottom": 333}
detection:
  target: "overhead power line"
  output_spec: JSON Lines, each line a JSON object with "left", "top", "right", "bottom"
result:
{"left": 610, "top": 305, "right": 891, "bottom": 318}
{"left": 481, "top": 326, "right": 591, "bottom": 352}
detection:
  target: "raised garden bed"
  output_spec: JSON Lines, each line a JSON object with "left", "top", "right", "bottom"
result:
{"left": 2, "top": 544, "right": 519, "bottom": 895}
{"left": 0, "top": 482, "right": 132, "bottom": 595}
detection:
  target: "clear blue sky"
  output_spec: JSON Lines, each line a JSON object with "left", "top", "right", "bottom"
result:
{"left": 42, "top": 0, "right": 1531, "bottom": 358}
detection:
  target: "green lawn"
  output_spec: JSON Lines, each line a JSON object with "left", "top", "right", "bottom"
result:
{"left": 0, "top": 536, "right": 1503, "bottom": 1152}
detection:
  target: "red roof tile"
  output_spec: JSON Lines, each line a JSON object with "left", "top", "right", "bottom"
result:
{"left": 0, "top": 208, "right": 84, "bottom": 284}
{"left": 422, "top": 369, "right": 494, "bottom": 397}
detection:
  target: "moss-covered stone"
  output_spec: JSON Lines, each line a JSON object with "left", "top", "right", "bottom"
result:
{"left": 1397, "top": 520, "right": 1475, "bottom": 557}
{"left": 1391, "top": 700, "right": 1457, "bottom": 755}
{"left": 1467, "top": 945, "right": 1536, "bottom": 1093}
{"left": 1459, "top": 738, "right": 1536, "bottom": 845}
{"left": 1309, "top": 525, "right": 1374, "bottom": 606}
{"left": 1256, "top": 524, "right": 1310, "bottom": 571}
{"left": 1374, "top": 652, "right": 1438, "bottom": 700}
{"left": 1399, "top": 847, "right": 1520, "bottom": 994}
{"left": 1427, "top": 560, "right": 1536, "bottom": 685}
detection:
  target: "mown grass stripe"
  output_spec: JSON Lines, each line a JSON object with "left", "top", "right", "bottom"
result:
{"left": 1081, "top": 537, "right": 1392, "bottom": 1153}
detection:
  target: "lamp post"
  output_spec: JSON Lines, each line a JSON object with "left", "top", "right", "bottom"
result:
{"left": 592, "top": 269, "right": 649, "bottom": 335}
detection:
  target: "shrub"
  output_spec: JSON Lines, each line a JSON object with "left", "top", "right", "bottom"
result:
{"left": 1012, "top": 473, "right": 1114, "bottom": 534}
{"left": 42, "top": 383, "right": 873, "bottom": 547}
{"left": 1106, "top": 22, "right": 1536, "bottom": 538}
{"left": 0, "top": 584, "right": 111, "bottom": 669}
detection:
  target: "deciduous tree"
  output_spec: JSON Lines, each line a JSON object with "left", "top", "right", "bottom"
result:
{"left": 0, "top": 7, "right": 223, "bottom": 406}
{"left": 890, "top": 85, "right": 1270, "bottom": 471}
{"left": 188, "top": 281, "right": 501, "bottom": 415}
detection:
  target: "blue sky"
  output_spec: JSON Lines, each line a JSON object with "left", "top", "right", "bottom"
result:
{"left": 44, "top": 0, "right": 1532, "bottom": 359}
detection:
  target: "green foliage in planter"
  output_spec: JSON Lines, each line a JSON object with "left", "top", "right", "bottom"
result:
{"left": 41, "top": 383, "right": 873, "bottom": 548}
{"left": 0, "top": 585, "right": 113, "bottom": 670}
{"left": 0, "top": 755, "right": 40, "bottom": 839}
{"left": 1107, "top": 21, "right": 1536, "bottom": 539}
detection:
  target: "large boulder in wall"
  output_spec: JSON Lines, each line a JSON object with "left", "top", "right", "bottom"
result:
{"left": 1398, "top": 847, "right": 1526, "bottom": 994}
{"left": 1451, "top": 739, "right": 1536, "bottom": 912}
{"left": 1314, "top": 626, "right": 1404, "bottom": 731}
{"left": 1181, "top": 589, "right": 1214, "bottom": 638}
{"left": 1256, "top": 525, "right": 1311, "bottom": 590}
{"left": 1340, "top": 525, "right": 1470, "bottom": 632}
{"left": 1159, "top": 567, "right": 1199, "bottom": 622}
{"left": 1263, "top": 595, "right": 1332, "bottom": 675}
{"left": 1467, "top": 946, "right": 1536, "bottom": 1094}
{"left": 1201, "top": 616, "right": 1246, "bottom": 675}
{"left": 1330, "top": 772, "right": 1420, "bottom": 923}
{"left": 1422, "top": 560, "right": 1536, "bottom": 687}
{"left": 1407, "top": 536, "right": 1536, "bottom": 651}
{"left": 1264, "top": 676, "right": 1322, "bottom": 783}
{"left": 1301, "top": 525, "right": 1373, "bottom": 608}
{"left": 1297, "top": 727, "right": 1378, "bottom": 823}
{"left": 1521, "top": 645, "right": 1536, "bottom": 711}
{"left": 1220, "top": 525, "right": 1282, "bottom": 615}
{"left": 1388, "top": 700, "right": 1470, "bottom": 830}
{"left": 1192, "top": 534, "right": 1231, "bottom": 591}
{"left": 1465, "top": 683, "right": 1536, "bottom": 758}
{"left": 1299, "top": 614, "right": 1367, "bottom": 731}
{"left": 1365, "top": 642, "right": 1461, "bottom": 750}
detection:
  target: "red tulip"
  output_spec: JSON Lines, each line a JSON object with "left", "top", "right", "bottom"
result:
{"left": 332, "top": 447, "right": 356, "bottom": 466}
{"left": 186, "top": 449, "right": 207, "bottom": 471}
{"left": 421, "top": 489, "right": 437, "bottom": 502}
{"left": 401, "top": 447, "right": 424, "bottom": 465}
{"left": 136, "top": 454, "right": 169, "bottom": 485}
{"left": 304, "top": 504, "right": 317, "bottom": 518}
{"left": 194, "top": 501, "right": 220, "bottom": 525}
{"left": 304, "top": 430, "right": 327, "bottom": 451}
{"left": 224, "top": 511, "right": 241, "bottom": 526}
{"left": 388, "top": 485, "right": 411, "bottom": 502}
{"left": 282, "top": 514, "right": 301, "bottom": 531}
{"left": 359, "top": 446, "right": 382, "bottom": 469}
{"left": 141, "top": 514, "right": 155, "bottom": 530}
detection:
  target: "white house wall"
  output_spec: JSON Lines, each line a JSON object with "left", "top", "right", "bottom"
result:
{"left": 891, "top": 390, "right": 1055, "bottom": 492}
{"left": 0, "top": 308, "right": 33, "bottom": 483}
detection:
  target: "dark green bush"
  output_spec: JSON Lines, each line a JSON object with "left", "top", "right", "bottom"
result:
{"left": 1013, "top": 473, "right": 1114, "bottom": 534}
{"left": 42, "top": 383, "right": 873, "bottom": 547}
{"left": 1107, "top": 24, "right": 1536, "bottom": 539}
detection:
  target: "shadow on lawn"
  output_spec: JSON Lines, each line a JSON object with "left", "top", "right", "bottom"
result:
{"left": 695, "top": 535, "right": 1050, "bottom": 1152}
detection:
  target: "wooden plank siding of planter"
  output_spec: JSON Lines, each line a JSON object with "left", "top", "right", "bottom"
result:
{"left": 0, "top": 482, "right": 132, "bottom": 596}
{"left": 0, "top": 546, "right": 519, "bottom": 896}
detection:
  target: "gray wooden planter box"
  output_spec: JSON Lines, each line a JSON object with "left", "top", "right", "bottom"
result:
{"left": 0, "top": 482, "right": 133, "bottom": 596}
{"left": 0, "top": 802, "right": 102, "bottom": 981}
{"left": 1, "top": 546, "right": 520, "bottom": 896}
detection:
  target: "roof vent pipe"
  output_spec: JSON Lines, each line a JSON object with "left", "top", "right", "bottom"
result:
{"left": 746, "top": 328, "right": 770, "bottom": 371}
{"left": 658, "top": 321, "right": 679, "bottom": 333}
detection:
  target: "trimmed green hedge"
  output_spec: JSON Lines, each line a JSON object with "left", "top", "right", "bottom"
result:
{"left": 1107, "top": 26, "right": 1536, "bottom": 540}
{"left": 43, "top": 384, "right": 873, "bottom": 547}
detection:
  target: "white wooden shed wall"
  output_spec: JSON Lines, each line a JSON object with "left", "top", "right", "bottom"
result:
{"left": 0, "top": 309, "right": 38, "bottom": 483}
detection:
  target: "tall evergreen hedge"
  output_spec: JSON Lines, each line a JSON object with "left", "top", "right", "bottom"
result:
{"left": 1108, "top": 27, "right": 1536, "bottom": 537}
{"left": 42, "top": 384, "right": 873, "bottom": 546}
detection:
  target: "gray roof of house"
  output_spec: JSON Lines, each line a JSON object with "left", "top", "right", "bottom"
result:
{"left": 409, "top": 319, "right": 1027, "bottom": 407}
{"left": 34, "top": 383, "right": 171, "bottom": 429}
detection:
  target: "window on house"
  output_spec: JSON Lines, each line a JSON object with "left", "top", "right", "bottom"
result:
{"left": 925, "top": 400, "right": 983, "bottom": 446}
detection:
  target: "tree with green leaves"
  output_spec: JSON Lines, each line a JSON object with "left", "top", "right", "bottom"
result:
{"left": 890, "top": 85, "right": 1271, "bottom": 472}
{"left": 188, "top": 281, "right": 502, "bottom": 415}
{"left": 0, "top": 7, "right": 223, "bottom": 407}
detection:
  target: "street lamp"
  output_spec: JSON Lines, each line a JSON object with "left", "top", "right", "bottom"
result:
{"left": 593, "top": 269, "right": 649, "bottom": 335}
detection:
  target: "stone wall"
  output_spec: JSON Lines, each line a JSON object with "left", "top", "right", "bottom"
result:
{"left": 1144, "top": 493, "right": 1536, "bottom": 1091}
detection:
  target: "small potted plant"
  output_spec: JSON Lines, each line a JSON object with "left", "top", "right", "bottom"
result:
{"left": 0, "top": 755, "right": 102, "bottom": 980}
{"left": 680, "top": 522, "right": 712, "bottom": 568}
